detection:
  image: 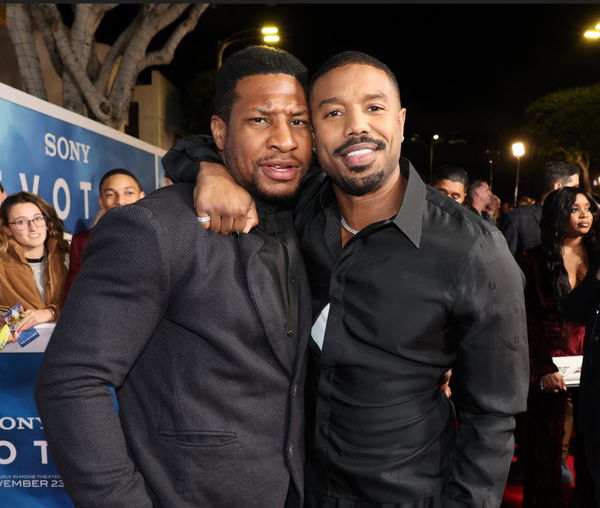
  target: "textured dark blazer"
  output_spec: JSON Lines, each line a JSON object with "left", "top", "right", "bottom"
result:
{"left": 499, "top": 202, "right": 542, "bottom": 256}
{"left": 36, "top": 183, "right": 311, "bottom": 508}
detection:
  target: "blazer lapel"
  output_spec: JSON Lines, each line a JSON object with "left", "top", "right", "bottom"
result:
{"left": 236, "top": 233, "right": 292, "bottom": 376}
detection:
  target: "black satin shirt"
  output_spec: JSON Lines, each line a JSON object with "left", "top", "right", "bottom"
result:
{"left": 253, "top": 199, "right": 301, "bottom": 364}
{"left": 295, "top": 159, "right": 529, "bottom": 507}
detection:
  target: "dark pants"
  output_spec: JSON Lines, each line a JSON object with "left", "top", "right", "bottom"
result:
{"left": 522, "top": 384, "right": 569, "bottom": 508}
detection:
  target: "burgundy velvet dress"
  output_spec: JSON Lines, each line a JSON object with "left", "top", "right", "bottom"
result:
{"left": 519, "top": 246, "right": 585, "bottom": 508}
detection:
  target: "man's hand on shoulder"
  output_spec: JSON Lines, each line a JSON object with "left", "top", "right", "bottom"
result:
{"left": 194, "top": 162, "right": 259, "bottom": 234}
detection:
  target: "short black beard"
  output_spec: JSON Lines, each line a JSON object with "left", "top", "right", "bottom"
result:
{"left": 336, "top": 169, "right": 386, "bottom": 196}
{"left": 244, "top": 175, "right": 298, "bottom": 207}
{"left": 223, "top": 147, "right": 299, "bottom": 208}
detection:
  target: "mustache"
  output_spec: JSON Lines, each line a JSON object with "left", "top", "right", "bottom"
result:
{"left": 333, "top": 136, "right": 386, "bottom": 157}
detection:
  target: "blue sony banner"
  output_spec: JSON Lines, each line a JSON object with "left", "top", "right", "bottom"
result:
{"left": 0, "top": 83, "right": 166, "bottom": 506}
{"left": 0, "top": 83, "right": 165, "bottom": 235}
{"left": 0, "top": 326, "right": 74, "bottom": 507}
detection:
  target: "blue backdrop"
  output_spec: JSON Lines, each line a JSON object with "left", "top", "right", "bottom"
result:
{"left": 0, "top": 84, "right": 163, "bottom": 235}
{"left": 0, "top": 84, "right": 165, "bottom": 506}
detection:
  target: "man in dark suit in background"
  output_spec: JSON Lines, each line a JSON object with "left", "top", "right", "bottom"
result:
{"left": 35, "top": 46, "right": 313, "bottom": 508}
{"left": 500, "top": 160, "right": 580, "bottom": 256}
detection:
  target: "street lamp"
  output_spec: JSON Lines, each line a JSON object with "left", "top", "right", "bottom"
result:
{"left": 429, "top": 133, "right": 440, "bottom": 182}
{"left": 485, "top": 148, "right": 499, "bottom": 192}
{"left": 511, "top": 141, "right": 525, "bottom": 207}
{"left": 217, "top": 26, "right": 280, "bottom": 68}
{"left": 583, "top": 21, "right": 600, "bottom": 39}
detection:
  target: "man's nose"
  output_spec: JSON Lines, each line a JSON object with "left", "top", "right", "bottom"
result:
{"left": 268, "top": 121, "right": 298, "bottom": 152}
{"left": 345, "top": 107, "right": 369, "bottom": 137}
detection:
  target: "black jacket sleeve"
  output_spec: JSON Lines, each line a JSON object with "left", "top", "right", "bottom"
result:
{"left": 162, "top": 135, "right": 221, "bottom": 183}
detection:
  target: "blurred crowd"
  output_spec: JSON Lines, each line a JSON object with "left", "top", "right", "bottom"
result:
{"left": 430, "top": 160, "right": 598, "bottom": 508}
{"left": 0, "top": 170, "right": 145, "bottom": 338}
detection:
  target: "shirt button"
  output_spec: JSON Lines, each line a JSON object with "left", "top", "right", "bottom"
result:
{"left": 287, "top": 330, "right": 295, "bottom": 337}
{"left": 290, "top": 276, "right": 296, "bottom": 284}
{"left": 291, "top": 384, "right": 298, "bottom": 397}
{"left": 288, "top": 444, "right": 294, "bottom": 457}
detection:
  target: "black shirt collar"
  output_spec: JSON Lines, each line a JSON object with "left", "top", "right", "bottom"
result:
{"left": 392, "top": 158, "right": 425, "bottom": 249}
{"left": 318, "top": 157, "right": 425, "bottom": 249}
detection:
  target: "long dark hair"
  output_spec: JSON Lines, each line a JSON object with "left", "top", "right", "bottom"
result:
{"left": 540, "top": 186, "right": 599, "bottom": 308}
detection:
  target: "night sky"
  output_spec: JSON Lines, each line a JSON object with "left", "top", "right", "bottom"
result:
{"left": 100, "top": 2, "right": 600, "bottom": 202}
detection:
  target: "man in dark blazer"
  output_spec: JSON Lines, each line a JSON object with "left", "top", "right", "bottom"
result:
{"left": 500, "top": 160, "right": 580, "bottom": 256}
{"left": 35, "top": 46, "right": 313, "bottom": 508}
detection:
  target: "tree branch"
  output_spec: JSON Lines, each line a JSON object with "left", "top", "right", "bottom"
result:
{"left": 6, "top": 4, "right": 47, "bottom": 100}
{"left": 144, "top": 4, "right": 208, "bottom": 68}
{"left": 39, "top": 3, "right": 111, "bottom": 120}
{"left": 29, "top": 4, "right": 63, "bottom": 77}
{"left": 107, "top": 4, "right": 203, "bottom": 127}
{"left": 149, "top": 4, "right": 190, "bottom": 33}
{"left": 95, "top": 7, "right": 143, "bottom": 95}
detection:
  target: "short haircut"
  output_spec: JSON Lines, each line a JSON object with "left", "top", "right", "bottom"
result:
{"left": 431, "top": 164, "right": 469, "bottom": 189}
{"left": 309, "top": 50, "right": 401, "bottom": 104}
{"left": 467, "top": 179, "right": 488, "bottom": 198}
{"left": 540, "top": 161, "right": 580, "bottom": 197}
{"left": 99, "top": 168, "right": 142, "bottom": 193}
{"left": 214, "top": 45, "right": 308, "bottom": 123}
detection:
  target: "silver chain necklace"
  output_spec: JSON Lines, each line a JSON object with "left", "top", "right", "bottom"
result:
{"left": 340, "top": 216, "right": 360, "bottom": 235}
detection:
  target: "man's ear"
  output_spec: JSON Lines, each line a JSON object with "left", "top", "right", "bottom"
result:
{"left": 398, "top": 107, "right": 407, "bottom": 138}
{"left": 211, "top": 115, "right": 227, "bottom": 151}
{"left": 553, "top": 181, "right": 562, "bottom": 191}
{"left": 98, "top": 196, "right": 106, "bottom": 211}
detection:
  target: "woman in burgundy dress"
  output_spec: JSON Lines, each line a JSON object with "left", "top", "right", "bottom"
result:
{"left": 520, "top": 186, "right": 599, "bottom": 508}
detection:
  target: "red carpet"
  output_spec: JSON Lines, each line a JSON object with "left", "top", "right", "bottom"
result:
{"left": 501, "top": 455, "right": 575, "bottom": 507}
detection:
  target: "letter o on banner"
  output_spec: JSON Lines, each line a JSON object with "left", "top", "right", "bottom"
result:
{"left": 57, "top": 136, "right": 69, "bottom": 160}
{"left": 0, "top": 441, "right": 17, "bottom": 465}
{"left": 53, "top": 178, "right": 71, "bottom": 220}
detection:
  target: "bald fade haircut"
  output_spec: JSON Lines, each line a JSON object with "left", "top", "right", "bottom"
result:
{"left": 308, "top": 50, "right": 401, "bottom": 104}
{"left": 214, "top": 45, "right": 308, "bottom": 123}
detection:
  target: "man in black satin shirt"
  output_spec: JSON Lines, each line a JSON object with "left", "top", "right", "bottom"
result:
{"left": 164, "top": 51, "right": 529, "bottom": 508}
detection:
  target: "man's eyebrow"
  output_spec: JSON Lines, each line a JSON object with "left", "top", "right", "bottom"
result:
{"left": 317, "top": 97, "right": 340, "bottom": 109}
{"left": 317, "top": 93, "right": 390, "bottom": 109}
{"left": 102, "top": 186, "right": 137, "bottom": 193}
{"left": 252, "top": 108, "right": 309, "bottom": 116}
{"left": 365, "top": 93, "right": 389, "bottom": 101}
{"left": 290, "top": 109, "right": 309, "bottom": 117}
